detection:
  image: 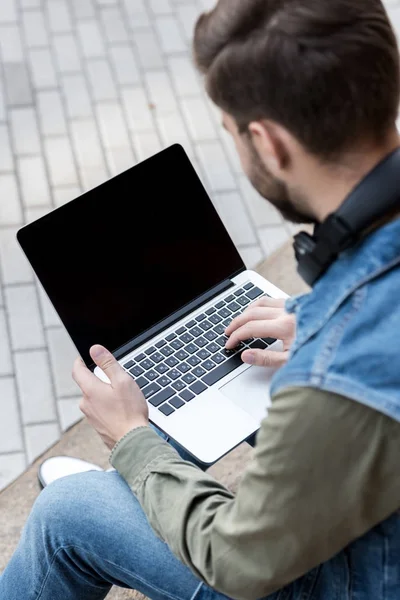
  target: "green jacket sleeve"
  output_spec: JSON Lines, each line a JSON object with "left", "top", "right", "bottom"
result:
{"left": 110, "top": 387, "right": 400, "bottom": 600}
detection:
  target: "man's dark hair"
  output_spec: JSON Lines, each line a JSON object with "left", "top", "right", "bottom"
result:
{"left": 193, "top": 0, "right": 400, "bottom": 160}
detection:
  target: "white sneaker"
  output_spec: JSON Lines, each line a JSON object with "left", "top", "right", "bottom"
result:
{"left": 38, "top": 456, "right": 104, "bottom": 488}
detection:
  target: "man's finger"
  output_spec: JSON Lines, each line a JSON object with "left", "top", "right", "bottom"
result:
{"left": 90, "top": 345, "right": 125, "bottom": 384}
{"left": 241, "top": 349, "right": 288, "bottom": 369}
{"left": 72, "top": 358, "right": 99, "bottom": 394}
{"left": 226, "top": 321, "right": 283, "bottom": 349}
{"left": 225, "top": 307, "right": 281, "bottom": 336}
{"left": 252, "top": 296, "right": 286, "bottom": 309}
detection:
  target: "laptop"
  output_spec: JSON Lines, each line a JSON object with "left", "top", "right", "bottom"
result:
{"left": 17, "top": 144, "right": 288, "bottom": 464}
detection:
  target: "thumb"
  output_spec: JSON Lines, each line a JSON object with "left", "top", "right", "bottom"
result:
{"left": 90, "top": 345, "right": 124, "bottom": 382}
{"left": 241, "top": 349, "right": 288, "bottom": 369}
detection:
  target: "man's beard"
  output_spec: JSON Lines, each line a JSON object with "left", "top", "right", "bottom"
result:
{"left": 246, "top": 139, "right": 316, "bottom": 225}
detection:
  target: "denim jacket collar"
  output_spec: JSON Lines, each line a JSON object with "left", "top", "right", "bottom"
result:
{"left": 285, "top": 218, "right": 400, "bottom": 355}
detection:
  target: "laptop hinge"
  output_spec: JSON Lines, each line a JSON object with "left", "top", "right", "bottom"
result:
{"left": 113, "top": 278, "right": 236, "bottom": 363}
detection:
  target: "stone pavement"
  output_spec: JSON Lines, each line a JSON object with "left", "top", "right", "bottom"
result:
{"left": 0, "top": 0, "right": 400, "bottom": 491}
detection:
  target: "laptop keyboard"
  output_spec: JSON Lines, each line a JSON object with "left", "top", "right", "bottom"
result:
{"left": 123, "top": 283, "right": 277, "bottom": 416}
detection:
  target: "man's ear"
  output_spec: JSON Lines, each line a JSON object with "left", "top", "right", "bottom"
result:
{"left": 248, "top": 121, "right": 290, "bottom": 175}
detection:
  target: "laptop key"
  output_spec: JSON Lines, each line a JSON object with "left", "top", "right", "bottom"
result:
{"left": 175, "top": 349, "right": 189, "bottom": 361}
{"left": 156, "top": 339, "right": 167, "bottom": 349}
{"left": 190, "top": 326, "right": 203, "bottom": 337}
{"left": 212, "top": 353, "right": 225, "bottom": 365}
{"left": 246, "top": 287, "right": 264, "bottom": 300}
{"left": 195, "top": 313, "right": 206, "bottom": 322}
{"left": 166, "top": 333, "right": 176, "bottom": 342}
{"left": 135, "top": 376, "right": 149, "bottom": 388}
{"left": 155, "top": 363, "right": 169, "bottom": 374}
{"left": 176, "top": 326, "right": 186, "bottom": 335}
{"left": 244, "top": 282, "right": 254, "bottom": 290}
{"left": 171, "top": 339, "right": 184, "bottom": 350}
{"left": 203, "top": 360, "right": 215, "bottom": 371}
{"left": 172, "top": 380, "right": 186, "bottom": 392}
{"left": 215, "top": 301, "right": 225, "bottom": 309}
{"left": 142, "top": 382, "right": 162, "bottom": 400}
{"left": 180, "top": 389, "right": 195, "bottom": 402}
{"left": 190, "top": 381, "right": 207, "bottom": 395}
{"left": 193, "top": 366, "right": 206, "bottom": 378}
{"left": 161, "top": 346, "right": 174, "bottom": 357}
{"left": 135, "top": 353, "right": 146, "bottom": 362}
{"left": 234, "top": 288, "right": 246, "bottom": 296}
{"left": 200, "top": 320, "right": 213, "bottom": 332}
{"left": 181, "top": 333, "right": 194, "bottom": 344}
{"left": 141, "top": 358, "right": 154, "bottom": 370}
{"left": 222, "top": 318, "right": 231, "bottom": 328}
{"left": 165, "top": 356, "right": 179, "bottom": 368}
{"left": 216, "top": 336, "right": 228, "bottom": 347}
{"left": 225, "top": 294, "right": 235, "bottom": 303}
{"left": 206, "top": 307, "right": 216, "bottom": 315}
{"left": 123, "top": 360, "right": 134, "bottom": 370}
{"left": 263, "top": 337, "right": 277, "bottom": 345}
{"left": 218, "top": 308, "right": 231, "bottom": 319}
{"left": 151, "top": 352, "right": 164, "bottom": 363}
{"left": 237, "top": 296, "right": 251, "bottom": 307}
{"left": 145, "top": 346, "right": 156, "bottom": 356}
{"left": 202, "top": 354, "right": 244, "bottom": 386}
{"left": 158, "top": 376, "right": 171, "bottom": 387}
{"left": 249, "top": 339, "right": 268, "bottom": 350}
{"left": 182, "top": 373, "right": 196, "bottom": 385}
{"left": 195, "top": 337, "right": 207, "bottom": 348}
{"left": 159, "top": 404, "right": 175, "bottom": 416}
{"left": 167, "top": 369, "right": 181, "bottom": 381}
{"left": 227, "top": 301, "right": 241, "bottom": 313}
{"left": 187, "top": 355, "right": 201, "bottom": 367}
{"left": 148, "top": 386, "right": 174, "bottom": 406}
{"left": 197, "top": 349, "right": 210, "bottom": 360}
{"left": 129, "top": 365, "right": 144, "bottom": 377}
{"left": 206, "top": 342, "right": 220, "bottom": 354}
{"left": 177, "top": 362, "right": 190, "bottom": 374}
{"left": 146, "top": 370, "right": 159, "bottom": 381}
{"left": 186, "top": 320, "right": 197, "bottom": 328}
{"left": 209, "top": 314, "right": 222, "bottom": 325}
{"left": 214, "top": 324, "right": 225, "bottom": 335}
{"left": 204, "top": 330, "right": 218, "bottom": 341}
{"left": 170, "top": 397, "right": 185, "bottom": 409}
{"left": 186, "top": 343, "right": 198, "bottom": 354}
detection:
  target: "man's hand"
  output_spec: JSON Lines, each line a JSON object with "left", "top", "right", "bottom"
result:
{"left": 225, "top": 296, "right": 296, "bottom": 369}
{"left": 72, "top": 345, "right": 149, "bottom": 450}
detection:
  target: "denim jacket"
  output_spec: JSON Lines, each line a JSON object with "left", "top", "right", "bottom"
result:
{"left": 269, "top": 218, "right": 400, "bottom": 599}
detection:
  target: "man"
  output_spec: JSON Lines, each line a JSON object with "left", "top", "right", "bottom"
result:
{"left": 1, "top": 0, "right": 400, "bottom": 598}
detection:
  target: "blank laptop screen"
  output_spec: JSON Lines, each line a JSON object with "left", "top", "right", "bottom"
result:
{"left": 18, "top": 145, "right": 244, "bottom": 367}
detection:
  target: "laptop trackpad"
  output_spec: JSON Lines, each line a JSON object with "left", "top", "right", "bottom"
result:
{"left": 219, "top": 366, "right": 275, "bottom": 422}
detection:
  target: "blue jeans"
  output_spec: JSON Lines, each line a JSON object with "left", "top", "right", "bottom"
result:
{"left": 0, "top": 431, "right": 256, "bottom": 600}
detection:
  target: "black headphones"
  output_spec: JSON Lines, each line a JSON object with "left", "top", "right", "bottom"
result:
{"left": 294, "top": 147, "right": 400, "bottom": 286}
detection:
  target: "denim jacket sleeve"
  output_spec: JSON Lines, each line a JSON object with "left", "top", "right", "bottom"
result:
{"left": 110, "top": 387, "right": 400, "bottom": 600}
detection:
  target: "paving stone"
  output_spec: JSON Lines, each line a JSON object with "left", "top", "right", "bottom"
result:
{"left": 0, "top": 378, "right": 23, "bottom": 453}
{"left": 0, "top": 227, "right": 34, "bottom": 284}
{"left": 0, "top": 124, "right": 13, "bottom": 171}
{"left": 176, "top": 3, "right": 200, "bottom": 41}
{"left": 47, "top": 0, "right": 73, "bottom": 33}
{"left": 122, "top": 87, "right": 155, "bottom": 133}
{"left": 58, "top": 397, "right": 83, "bottom": 432}
{"left": 238, "top": 246, "right": 264, "bottom": 269}
{"left": 5, "top": 284, "right": 45, "bottom": 351}
{"left": 100, "top": 7, "right": 129, "bottom": 43}
{"left": 168, "top": 56, "right": 202, "bottom": 97}
{"left": 109, "top": 46, "right": 140, "bottom": 86}
{"left": 145, "top": 70, "right": 177, "bottom": 114}
{"left": 44, "top": 137, "right": 79, "bottom": 187}
{"left": 259, "top": 225, "right": 291, "bottom": 256}
{"left": 0, "top": 309, "right": 13, "bottom": 376}
{"left": 37, "top": 90, "right": 68, "bottom": 136}
{"left": 96, "top": 102, "right": 131, "bottom": 149}
{"left": 14, "top": 350, "right": 56, "bottom": 424}
{"left": 70, "top": 0, "right": 96, "bottom": 19}
{"left": 3, "top": 62, "right": 33, "bottom": 106}
{"left": 0, "top": 453, "right": 26, "bottom": 490}
{"left": 149, "top": 0, "right": 173, "bottom": 15}
{"left": 0, "top": 174, "right": 23, "bottom": 225}
{"left": 77, "top": 20, "right": 106, "bottom": 58}
{"left": 155, "top": 15, "right": 187, "bottom": 53}
{"left": 121, "top": 0, "right": 150, "bottom": 29}
{"left": 214, "top": 192, "right": 258, "bottom": 247}
{"left": 70, "top": 118, "right": 107, "bottom": 176}
{"left": 28, "top": 48, "right": 58, "bottom": 89}
{"left": 239, "top": 175, "right": 283, "bottom": 227}
{"left": 10, "top": 107, "right": 41, "bottom": 155}
{"left": 196, "top": 140, "right": 237, "bottom": 192}
{"left": 18, "top": 155, "right": 51, "bottom": 207}
{"left": 181, "top": 96, "right": 218, "bottom": 141}
{"left": 46, "top": 327, "right": 80, "bottom": 398}
{"left": 36, "top": 281, "right": 62, "bottom": 328}
{"left": 25, "top": 206, "right": 50, "bottom": 223}
{"left": 0, "top": 79, "right": 5, "bottom": 121}
{"left": 0, "top": 25, "right": 24, "bottom": 61}
{"left": 131, "top": 130, "right": 162, "bottom": 161}
{"left": 106, "top": 146, "right": 136, "bottom": 176}
{"left": 133, "top": 30, "right": 164, "bottom": 69}
{"left": 156, "top": 110, "right": 194, "bottom": 158}
{"left": 0, "top": 0, "right": 18, "bottom": 24}
{"left": 61, "top": 73, "right": 92, "bottom": 118}
{"left": 87, "top": 59, "right": 118, "bottom": 101}
{"left": 53, "top": 33, "right": 82, "bottom": 72}
{"left": 25, "top": 422, "right": 60, "bottom": 462}
{"left": 53, "top": 186, "right": 81, "bottom": 208}
{"left": 22, "top": 9, "right": 48, "bottom": 47}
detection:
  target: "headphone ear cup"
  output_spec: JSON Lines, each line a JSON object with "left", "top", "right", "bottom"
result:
{"left": 293, "top": 231, "right": 321, "bottom": 287}
{"left": 293, "top": 231, "right": 317, "bottom": 261}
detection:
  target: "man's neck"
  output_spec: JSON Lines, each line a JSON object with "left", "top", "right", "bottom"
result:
{"left": 306, "top": 131, "right": 400, "bottom": 223}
